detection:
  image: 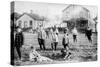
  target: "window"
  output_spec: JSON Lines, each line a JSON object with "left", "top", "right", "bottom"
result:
{"left": 30, "top": 20, "right": 32, "bottom": 27}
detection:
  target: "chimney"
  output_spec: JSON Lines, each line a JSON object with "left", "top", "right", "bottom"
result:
{"left": 30, "top": 10, "right": 33, "bottom": 14}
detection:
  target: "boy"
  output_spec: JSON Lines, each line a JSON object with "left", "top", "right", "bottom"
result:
{"left": 61, "top": 48, "right": 71, "bottom": 60}
{"left": 53, "top": 33, "right": 59, "bottom": 50}
{"left": 50, "top": 28, "right": 54, "bottom": 50}
{"left": 62, "top": 31, "right": 69, "bottom": 49}
{"left": 85, "top": 27, "right": 92, "bottom": 43}
{"left": 29, "top": 46, "right": 52, "bottom": 63}
{"left": 15, "top": 27, "right": 24, "bottom": 61}
{"left": 72, "top": 28, "right": 78, "bottom": 42}
{"left": 37, "top": 27, "right": 46, "bottom": 50}
{"left": 29, "top": 46, "right": 40, "bottom": 62}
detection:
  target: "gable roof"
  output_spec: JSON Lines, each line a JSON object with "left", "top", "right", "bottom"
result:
{"left": 17, "top": 13, "right": 44, "bottom": 21}
{"left": 62, "top": 5, "right": 90, "bottom": 21}
{"left": 63, "top": 4, "right": 89, "bottom": 12}
{"left": 11, "top": 12, "right": 21, "bottom": 21}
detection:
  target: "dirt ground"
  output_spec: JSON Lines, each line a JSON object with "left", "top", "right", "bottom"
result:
{"left": 14, "top": 32, "right": 97, "bottom": 66}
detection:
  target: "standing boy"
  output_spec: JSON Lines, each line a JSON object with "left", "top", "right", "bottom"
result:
{"left": 37, "top": 27, "right": 46, "bottom": 50}
{"left": 15, "top": 27, "right": 24, "bottom": 61}
{"left": 62, "top": 31, "right": 69, "bottom": 49}
{"left": 72, "top": 28, "right": 78, "bottom": 42}
{"left": 53, "top": 32, "right": 59, "bottom": 50}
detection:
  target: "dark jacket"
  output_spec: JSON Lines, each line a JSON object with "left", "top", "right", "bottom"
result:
{"left": 85, "top": 29, "right": 92, "bottom": 36}
{"left": 15, "top": 32, "right": 24, "bottom": 47}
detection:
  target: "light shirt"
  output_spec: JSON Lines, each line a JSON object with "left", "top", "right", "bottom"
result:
{"left": 38, "top": 29, "right": 46, "bottom": 39}
{"left": 72, "top": 28, "right": 78, "bottom": 35}
{"left": 29, "top": 49, "right": 40, "bottom": 61}
{"left": 29, "top": 49, "right": 52, "bottom": 62}
{"left": 54, "top": 29, "right": 59, "bottom": 34}
{"left": 53, "top": 33, "right": 58, "bottom": 42}
{"left": 63, "top": 34, "right": 69, "bottom": 44}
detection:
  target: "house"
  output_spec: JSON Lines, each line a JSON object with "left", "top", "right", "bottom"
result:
{"left": 15, "top": 13, "right": 45, "bottom": 30}
{"left": 62, "top": 5, "right": 95, "bottom": 33}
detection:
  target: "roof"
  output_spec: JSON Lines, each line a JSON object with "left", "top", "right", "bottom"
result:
{"left": 11, "top": 12, "right": 21, "bottom": 21}
{"left": 62, "top": 5, "right": 90, "bottom": 21}
{"left": 17, "top": 13, "right": 44, "bottom": 21}
{"left": 63, "top": 4, "right": 89, "bottom": 12}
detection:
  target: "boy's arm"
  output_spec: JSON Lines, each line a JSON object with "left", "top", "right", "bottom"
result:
{"left": 20, "top": 33, "right": 24, "bottom": 46}
{"left": 64, "top": 51, "right": 69, "bottom": 59}
{"left": 64, "top": 54, "right": 68, "bottom": 59}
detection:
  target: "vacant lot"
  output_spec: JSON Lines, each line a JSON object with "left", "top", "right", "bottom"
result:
{"left": 15, "top": 32, "right": 97, "bottom": 65}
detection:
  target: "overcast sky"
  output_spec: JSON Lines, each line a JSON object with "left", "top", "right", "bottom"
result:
{"left": 14, "top": 1, "right": 97, "bottom": 26}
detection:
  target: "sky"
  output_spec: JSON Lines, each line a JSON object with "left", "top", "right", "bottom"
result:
{"left": 15, "top": 1, "right": 66, "bottom": 19}
{"left": 14, "top": 1, "right": 98, "bottom": 26}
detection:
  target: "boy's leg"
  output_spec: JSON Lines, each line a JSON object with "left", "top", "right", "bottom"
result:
{"left": 73, "top": 35, "right": 77, "bottom": 42}
{"left": 55, "top": 42, "right": 58, "bottom": 50}
{"left": 67, "top": 43, "right": 69, "bottom": 49}
{"left": 75, "top": 36, "right": 77, "bottom": 42}
{"left": 90, "top": 36, "right": 92, "bottom": 43}
{"left": 16, "top": 46, "right": 21, "bottom": 60}
{"left": 88, "top": 36, "right": 92, "bottom": 43}
{"left": 64, "top": 52, "right": 69, "bottom": 59}
{"left": 42, "top": 39, "right": 46, "bottom": 50}
{"left": 54, "top": 42, "right": 56, "bottom": 50}
{"left": 73, "top": 35, "right": 75, "bottom": 42}
{"left": 87, "top": 35, "right": 90, "bottom": 42}
{"left": 51, "top": 43, "right": 54, "bottom": 50}
{"left": 38, "top": 38, "right": 42, "bottom": 50}
{"left": 64, "top": 44, "right": 69, "bottom": 49}
{"left": 64, "top": 45, "right": 66, "bottom": 49}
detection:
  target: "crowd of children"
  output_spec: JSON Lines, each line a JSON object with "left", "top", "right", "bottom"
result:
{"left": 13, "top": 26, "right": 93, "bottom": 65}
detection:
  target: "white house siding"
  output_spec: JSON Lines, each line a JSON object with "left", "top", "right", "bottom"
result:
{"left": 15, "top": 14, "right": 45, "bottom": 30}
{"left": 16, "top": 14, "right": 35, "bottom": 29}
{"left": 32, "top": 20, "right": 37, "bottom": 30}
